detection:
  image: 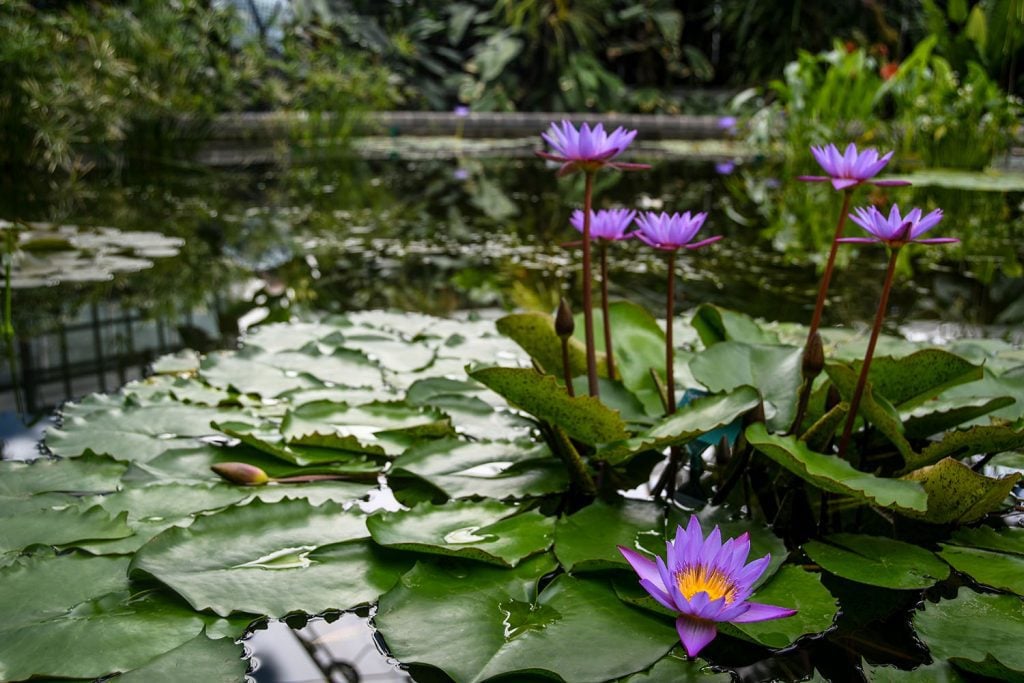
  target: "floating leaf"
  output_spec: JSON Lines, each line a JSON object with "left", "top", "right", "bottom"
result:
{"left": 0, "top": 505, "right": 132, "bottom": 555}
{"left": 0, "top": 552, "right": 131, "bottom": 630}
{"left": 938, "top": 544, "right": 1024, "bottom": 596}
{"left": 201, "top": 347, "right": 382, "bottom": 397}
{"left": 902, "top": 396, "right": 1015, "bottom": 440}
{"left": 470, "top": 366, "right": 629, "bottom": 445}
{"left": 0, "top": 454, "right": 125, "bottom": 496}
{"left": 948, "top": 526, "right": 1024, "bottom": 556}
{"left": 746, "top": 425, "right": 928, "bottom": 512}
{"left": 901, "top": 457, "right": 1021, "bottom": 524}
{"left": 554, "top": 500, "right": 664, "bottom": 572}
{"left": 376, "top": 557, "right": 677, "bottom": 683}
{"left": 368, "top": 500, "right": 554, "bottom": 567}
{"left": 863, "top": 660, "right": 966, "bottom": 682}
{"left": 940, "top": 368, "right": 1024, "bottom": 423}
{"left": 719, "top": 565, "right": 837, "bottom": 648}
{"left": 803, "top": 534, "right": 950, "bottom": 589}
{"left": 862, "top": 350, "right": 983, "bottom": 410}
{"left": 690, "top": 342, "right": 802, "bottom": 431}
{"left": 130, "top": 499, "right": 400, "bottom": 617}
{"left": 915, "top": 589, "right": 1024, "bottom": 678}
{"left": 0, "top": 589, "right": 206, "bottom": 681}
{"left": 281, "top": 400, "right": 450, "bottom": 455}
{"left": 390, "top": 438, "right": 567, "bottom": 501}
{"left": 116, "top": 632, "right": 246, "bottom": 683}
{"left": 691, "top": 304, "right": 780, "bottom": 346}
{"left": 617, "top": 651, "right": 731, "bottom": 682}
{"left": 597, "top": 387, "right": 759, "bottom": 465}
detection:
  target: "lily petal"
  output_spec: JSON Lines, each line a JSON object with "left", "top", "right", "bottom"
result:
{"left": 730, "top": 602, "right": 799, "bottom": 623}
{"left": 676, "top": 617, "right": 718, "bottom": 658}
{"left": 618, "top": 546, "right": 663, "bottom": 588}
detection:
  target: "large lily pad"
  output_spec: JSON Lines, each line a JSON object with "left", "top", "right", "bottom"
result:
{"left": 554, "top": 499, "right": 664, "bottom": 572}
{"left": 618, "top": 652, "right": 732, "bottom": 682}
{"left": 914, "top": 589, "right": 1024, "bottom": 678}
{"left": 938, "top": 544, "right": 1024, "bottom": 596}
{"left": 375, "top": 556, "right": 678, "bottom": 683}
{"left": 390, "top": 438, "right": 568, "bottom": 500}
{"left": 900, "top": 457, "right": 1021, "bottom": 524}
{"left": 689, "top": 342, "right": 802, "bottom": 431}
{"left": 116, "top": 632, "right": 246, "bottom": 683}
{"left": 0, "top": 589, "right": 207, "bottom": 681}
{"left": 130, "top": 499, "right": 404, "bottom": 617}
{"left": 746, "top": 425, "right": 929, "bottom": 513}
{"left": 0, "top": 505, "right": 132, "bottom": 555}
{"left": 0, "top": 455, "right": 125, "bottom": 495}
{"left": 906, "top": 424, "right": 1024, "bottom": 471}
{"left": 803, "top": 534, "right": 950, "bottom": 589}
{"left": 201, "top": 347, "right": 383, "bottom": 397}
{"left": 948, "top": 526, "right": 1024, "bottom": 556}
{"left": 597, "top": 387, "right": 760, "bottom": 465}
{"left": 470, "top": 366, "right": 629, "bottom": 444}
{"left": 862, "top": 350, "right": 983, "bottom": 410}
{"left": 367, "top": 500, "right": 554, "bottom": 567}
{"left": 496, "top": 311, "right": 589, "bottom": 379}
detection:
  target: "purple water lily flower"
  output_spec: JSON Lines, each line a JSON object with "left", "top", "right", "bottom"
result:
{"left": 570, "top": 209, "right": 637, "bottom": 242}
{"left": 798, "top": 143, "right": 909, "bottom": 190}
{"left": 538, "top": 121, "right": 649, "bottom": 176}
{"left": 633, "top": 211, "right": 722, "bottom": 251}
{"left": 841, "top": 205, "right": 957, "bottom": 247}
{"left": 619, "top": 517, "right": 797, "bottom": 657}
{"left": 453, "top": 105, "right": 470, "bottom": 117}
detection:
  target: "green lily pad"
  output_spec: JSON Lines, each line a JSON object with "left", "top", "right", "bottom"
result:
{"left": 367, "top": 500, "right": 554, "bottom": 567}
{"left": 938, "top": 544, "right": 1024, "bottom": 596}
{"left": 376, "top": 557, "right": 677, "bottom": 683}
{"left": 690, "top": 342, "right": 802, "bottom": 432}
{"left": 746, "top": 425, "right": 928, "bottom": 513}
{"left": 825, "top": 363, "right": 916, "bottom": 463}
{"left": 863, "top": 660, "right": 966, "bottom": 682}
{"left": 213, "top": 418, "right": 385, "bottom": 472}
{"left": 116, "top": 632, "right": 246, "bottom": 683}
{"left": 554, "top": 499, "right": 664, "bottom": 572}
{"left": 150, "top": 350, "right": 202, "bottom": 375}
{"left": 201, "top": 347, "right": 383, "bottom": 397}
{"left": 390, "top": 438, "right": 567, "bottom": 500}
{"left": 914, "top": 589, "right": 1024, "bottom": 677}
{"left": 720, "top": 565, "right": 838, "bottom": 648}
{"left": 470, "top": 366, "right": 629, "bottom": 445}
{"left": 940, "top": 368, "right": 1024, "bottom": 423}
{"left": 691, "top": 304, "right": 780, "bottom": 346}
{"left": 948, "top": 526, "right": 1024, "bottom": 556}
{"left": 900, "top": 457, "right": 1021, "bottom": 524}
{"left": 862, "top": 350, "right": 983, "bottom": 410}
{"left": 0, "top": 455, "right": 125, "bottom": 496}
{"left": 0, "top": 552, "right": 131, "bottom": 630}
{"left": 597, "top": 387, "right": 760, "bottom": 465}
{"left": 902, "top": 396, "right": 1016, "bottom": 440}
{"left": 496, "top": 311, "right": 590, "bottom": 379}
{"left": 281, "top": 400, "right": 450, "bottom": 454}
{"left": 0, "top": 505, "right": 133, "bottom": 555}
{"left": 0, "top": 589, "right": 207, "bottom": 681}
{"left": 46, "top": 400, "right": 240, "bottom": 463}
{"left": 906, "top": 424, "right": 1024, "bottom": 471}
{"left": 803, "top": 534, "right": 950, "bottom": 589}
{"left": 618, "top": 651, "right": 731, "bottom": 681}
{"left": 130, "top": 499, "right": 401, "bottom": 617}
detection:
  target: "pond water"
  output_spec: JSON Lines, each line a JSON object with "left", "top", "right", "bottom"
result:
{"left": 2, "top": 147, "right": 1024, "bottom": 681}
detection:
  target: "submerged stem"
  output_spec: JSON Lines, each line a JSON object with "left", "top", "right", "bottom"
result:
{"left": 581, "top": 171, "right": 599, "bottom": 397}
{"left": 600, "top": 240, "right": 615, "bottom": 380}
{"left": 838, "top": 247, "right": 901, "bottom": 459}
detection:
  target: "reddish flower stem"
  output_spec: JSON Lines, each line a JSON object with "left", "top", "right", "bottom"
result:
{"left": 600, "top": 240, "right": 616, "bottom": 381}
{"left": 792, "top": 189, "right": 853, "bottom": 432}
{"left": 581, "top": 171, "right": 600, "bottom": 397}
{"left": 666, "top": 249, "right": 677, "bottom": 415}
{"left": 837, "top": 247, "right": 901, "bottom": 459}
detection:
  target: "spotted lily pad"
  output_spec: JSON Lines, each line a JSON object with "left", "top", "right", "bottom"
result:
{"left": 367, "top": 499, "right": 554, "bottom": 567}
{"left": 900, "top": 458, "right": 1021, "bottom": 524}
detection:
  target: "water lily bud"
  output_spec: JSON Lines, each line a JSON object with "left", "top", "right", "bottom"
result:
{"left": 555, "top": 298, "right": 575, "bottom": 339}
{"left": 211, "top": 462, "right": 269, "bottom": 486}
{"left": 802, "top": 331, "right": 825, "bottom": 379}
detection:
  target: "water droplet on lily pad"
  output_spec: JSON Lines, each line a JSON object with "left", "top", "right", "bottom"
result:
{"left": 233, "top": 545, "right": 318, "bottom": 570}
{"left": 443, "top": 526, "right": 495, "bottom": 544}
{"left": 498, "top": 598, "right": 561, "bottom": 640}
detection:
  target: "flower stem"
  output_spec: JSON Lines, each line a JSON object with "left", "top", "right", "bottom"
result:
{"left": 792, "top": 189, "right": 853, "bottom": 431}
{"left": 581, "top": 171, "right": 600, "bottom": 397}
{"left": 838, "top": 247, "right": 901, "bottom": 459}
{"left": 666, "top": 249, "right": 677, "bottom": 415}
{"left": 600, "top": 240, "right": 616, "bottom": 381}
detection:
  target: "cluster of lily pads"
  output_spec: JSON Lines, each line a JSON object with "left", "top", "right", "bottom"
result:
{"left": 0, "top": 124, "right": 1023, "bottom": 682}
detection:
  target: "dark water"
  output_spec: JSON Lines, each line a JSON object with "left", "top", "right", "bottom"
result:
{"left": 3, "top": 152, "right": 1024, "bottom": 681}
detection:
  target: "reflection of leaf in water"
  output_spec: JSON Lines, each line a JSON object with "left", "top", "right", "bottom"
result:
{"left": 0, "top": 219, "right": 183, "bottom": 289}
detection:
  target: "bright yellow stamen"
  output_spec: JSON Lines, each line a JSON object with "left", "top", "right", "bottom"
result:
{"left": 676, "top": 565, "right": 737, "bottom": 604}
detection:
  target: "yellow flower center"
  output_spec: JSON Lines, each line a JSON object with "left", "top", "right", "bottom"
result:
{"left": 676, "top": 565, "right": 737, "bottom": 604}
